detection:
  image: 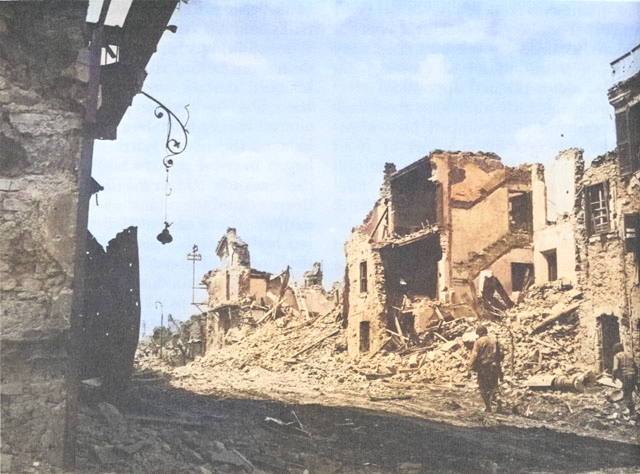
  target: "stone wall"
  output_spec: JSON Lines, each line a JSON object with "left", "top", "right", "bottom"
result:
{"left": 343, "top": 231, "right": 388, "bottom": 357}
{"left": 0, "top": 2, "right": 89, "bottom": 470}
{"left": 577, "top": 153, "right": 640, "bottom": 368}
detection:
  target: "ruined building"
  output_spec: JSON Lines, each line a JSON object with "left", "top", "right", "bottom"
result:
{"left": 203, "top": 229, "right": 338, "bottom": 349}
{"left": 343, "top": 151, "right": 536, "bottom": 356}
{"left": 343, "top": 45, "right": 640, "bottom": 371}
{"left": 579, "top": 44, "right": 640, "bottom": 371}
{"left": 202, "top": 228, "right": 299, "bottom": 348}
{"left": 0, "top": 1, "right": 179, "bottom": 470}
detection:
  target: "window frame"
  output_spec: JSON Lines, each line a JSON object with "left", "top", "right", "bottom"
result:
{"left": 586, "top": 182, "right": 611, "bottom": 236}
{"left": 359, "top": 261, "right": 368, "bottom": 293}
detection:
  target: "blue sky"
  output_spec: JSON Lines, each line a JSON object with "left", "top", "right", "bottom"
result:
{"left": 87, "top": 0, "right": 640, "bottom": 334}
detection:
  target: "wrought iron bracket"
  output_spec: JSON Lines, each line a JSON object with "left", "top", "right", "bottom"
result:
{"left": 140, "top": 91, "right": 190, "bottom": 169}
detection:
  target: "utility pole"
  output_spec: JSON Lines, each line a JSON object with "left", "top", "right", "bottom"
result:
{"left": 155, "top": 301, "right": 164, "bottom": 358}
{"left": 187, "top": 244, "right": 202, "bottom": 304}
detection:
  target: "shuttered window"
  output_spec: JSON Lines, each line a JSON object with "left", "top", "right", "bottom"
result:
{"left": 586, "top": 182, "right": 611, "bottom": 235}
{"left": 615, "top": 104, "right": 640, "bottom": 176}
{"left": 359, "top": 261, "right": 368, "bottom": 293}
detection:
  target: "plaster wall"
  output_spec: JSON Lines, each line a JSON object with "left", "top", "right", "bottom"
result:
{"left": 205, "top": 267, "right": 251, "bottom": 308}
{"left": 488, "top": 247, "right": 534, "bottom": 295}
{"left": 531, "top": 164, "right": 547, "bottom": 233}
{"left": 545, "top": 149, "right": 579, "bottom": 220}
{"left": 249, "top": 276, "right": 268, "bottom": 304}
{"left": 451, "top": 187, "right": 510, "bottom": 260}
{"left": 534, "top": 221, "right": 577, "bottom": 284}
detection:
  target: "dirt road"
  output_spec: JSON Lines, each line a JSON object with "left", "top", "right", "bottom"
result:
{"left": 63, "top": 359, "right": 640, "bottom": 474}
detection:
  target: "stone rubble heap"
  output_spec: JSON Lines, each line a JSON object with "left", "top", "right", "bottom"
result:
{"left": 153, "top": 279, "right": 637, "bottom": 429}
{"left": 181, "top": 280, "right": 590, "bottom": 394}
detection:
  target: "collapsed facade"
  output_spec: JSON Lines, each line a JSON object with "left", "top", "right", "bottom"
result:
{"left": 202, "top": 228, "right": 338, "bottom": 349}
{"left": 0, "top": 1, "right": 179, "bottom": 470}
{"left": 343, "top": 45, "right": 640, "bottom": 371}
{"left": 344, "top": 152, "right": 535, "bottom": 356}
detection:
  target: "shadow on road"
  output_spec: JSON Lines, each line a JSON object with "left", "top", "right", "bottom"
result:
{"left": 90, "top": 373, "right": 640, "bottom": 474}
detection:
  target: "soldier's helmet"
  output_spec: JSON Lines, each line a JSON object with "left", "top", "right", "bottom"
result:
{"left": 475, "top": 323, "right": 488, "bottom": 336}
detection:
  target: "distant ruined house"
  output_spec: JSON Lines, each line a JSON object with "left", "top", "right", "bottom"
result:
{"left": 202, "top": 228, "right": 299, "bottom": 348}
{"left": 202, "top": 229, "right": 339, "bottom": 349}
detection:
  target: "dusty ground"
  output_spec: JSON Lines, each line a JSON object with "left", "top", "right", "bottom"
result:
{"left": 72, "top": 361, "right": 639, "bottom": 474}
{"left": 19, "top": 353, "right": 640, "bottom": 474}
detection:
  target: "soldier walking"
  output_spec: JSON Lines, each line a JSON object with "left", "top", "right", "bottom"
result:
{"left": 469, "top": 323, "right": 503, "bottom": 413}
{"left": 612, "top": 342, "right": 638, "bottom": 416}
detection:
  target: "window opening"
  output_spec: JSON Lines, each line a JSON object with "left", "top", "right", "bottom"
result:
{"left": 624, "top": 213, "right": 640, "bottom": 254}
{"left": 359, "top": 321, "right": 370, "bottom": 352}
{"left": 586, "top": 183, "right": 610, "bottom": 235}
{"left": 511, "top": 263, "right": 534, "bottom": 292}
{"left": 225, "top": 272, "right": 230, "bottom": 301}
{"left": 359, "top": 261, "right": 368, "bottom": 293}
{"left": 509, "top": 191, "right": 533, "bottom": 233}
{"left": 542, "top": 249, "right": 557, "bottom": 282}
{"left": 624, "top": 213, "right": 640, "bottom": 279}
{"left": 101, "top": 45, "right": 119, "bottom": 66}
{"left": 615, "top": 103, "right": 640, "bottom": 176}
{"left": 379, "top": 235, "right": 441, "bottom": 300}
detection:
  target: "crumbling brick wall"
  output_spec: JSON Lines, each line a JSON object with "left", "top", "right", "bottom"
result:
{"left": 577, "top": 152, "right": 640, "bottom": 368}
{"left": 345, "top": 152, "right": 537, "bottom": 357}
{"left": 344, "top": 231, "right": 388, "bottom": 357}
{"left": 431, "top": 152, "right": 533, "bottom": 307}
{"left": 0, "top": 2, "right": 89, "bottom": 470}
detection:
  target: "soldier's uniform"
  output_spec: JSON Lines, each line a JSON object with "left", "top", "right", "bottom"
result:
{"left": 469, "top": 324, "right": 503, "bottom": 413}
{"left": 612, "top": 343, "right": 638, "bottom": 416}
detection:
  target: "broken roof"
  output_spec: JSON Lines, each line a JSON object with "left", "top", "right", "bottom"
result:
{"left": 94, "top": 0, "right": 179, "bottom": 139}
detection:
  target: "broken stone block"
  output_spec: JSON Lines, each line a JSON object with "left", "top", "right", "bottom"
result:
{"left": 0, "top": 383, "right": 23, "bottom": 395}
{"left": 97, "top": 402, "right": 126, "bottom": 428}
{"left": 461, "top": 331, "right": 477, "bottom": 344}
{"left": 398, "top": 461, "right": 422, "bottom": 473}
{"left": 182, "top": 447, "right": 205, "bottom": 464}
{"left": 115, "top": 440, "right": 150, "bottom": 456}
{"left": 91, "top": 444, "right": 119, "bottom": 465}
{"left": 0, "top": 454, "right": 12, "bottom": 473}
{"left": 439, "top": 339, "right": 461, "bottom": 352}
{"left": 205, "top": 449, "right": 245, "bottom": 467}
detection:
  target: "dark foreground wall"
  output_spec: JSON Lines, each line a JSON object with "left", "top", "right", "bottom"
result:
{"left": 82, "top": 227, "right": 141, "bottom": 396}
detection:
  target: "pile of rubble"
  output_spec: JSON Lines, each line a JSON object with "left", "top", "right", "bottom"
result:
{"left": 381, "top": 280, "right": 589, "bottom": 387}
{"left": 137, "top": 279, "right": 637, "bottom": 442}
{"left": 182, "top": 279, "right": 590, "bottom": 393}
